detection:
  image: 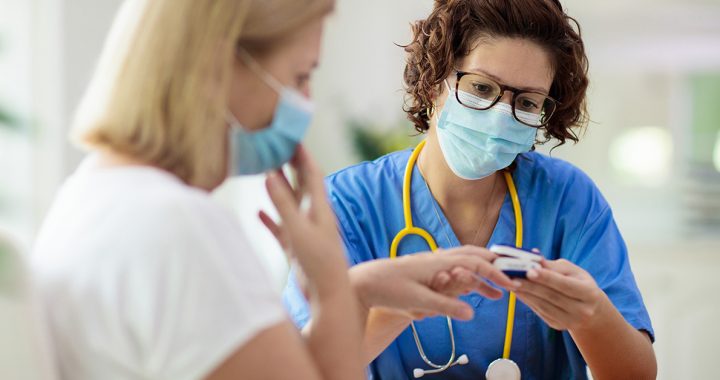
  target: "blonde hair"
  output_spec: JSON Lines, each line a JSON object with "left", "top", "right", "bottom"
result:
{"left": 72, "top": 0, "right": 334, "bottom": 188}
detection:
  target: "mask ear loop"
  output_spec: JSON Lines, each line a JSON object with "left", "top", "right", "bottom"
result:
{"left": 225, "top": 111, "right": 241, "bottom": 128}
{"left": 428, "top": 80, "right": 454, "bottom": 125}
{"left": 444, "top": 79, "right": 453, "bottom": 93}
{"left": 236, "top": 47, "right": 285, "bottom": 94}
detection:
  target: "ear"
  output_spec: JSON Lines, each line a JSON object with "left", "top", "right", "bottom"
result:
{"left": 431, "top": 81, "right": 451, "bottom": 111}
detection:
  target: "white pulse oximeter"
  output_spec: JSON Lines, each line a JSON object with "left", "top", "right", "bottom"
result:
{"left": 489, "top": 245, "right": 542, "bottom": 278}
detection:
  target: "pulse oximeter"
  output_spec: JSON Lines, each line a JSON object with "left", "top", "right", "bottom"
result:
{"left": 489, "top": 245, "right": 542, "bottom": 278}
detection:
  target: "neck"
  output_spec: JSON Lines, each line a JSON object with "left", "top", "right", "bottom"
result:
{"left": 94, "top": 148, "right": 149, "bottom": 168}
{"left": 417, "top": 132, "right": 504, "bottom": 209}
{"left": 417, "top": 131, "right": 507, "bottom": 246}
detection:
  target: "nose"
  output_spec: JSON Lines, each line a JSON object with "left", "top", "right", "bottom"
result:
{"left": 498, "top": 90, "right": 514, "bottom": 106}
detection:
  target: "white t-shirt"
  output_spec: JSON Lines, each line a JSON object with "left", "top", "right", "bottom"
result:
{"left": 31, "top": 158, "right": 287, "bottom": 380}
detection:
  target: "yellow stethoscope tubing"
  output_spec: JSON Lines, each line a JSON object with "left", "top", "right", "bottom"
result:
{"left": 390, "top": 140, "right": 438, "bottom": 258}
{"left": 502, "top": 169, "right": 522, "bottom": 360}
{"left": 390, "top": 139, "right": 522, "bottom": 364}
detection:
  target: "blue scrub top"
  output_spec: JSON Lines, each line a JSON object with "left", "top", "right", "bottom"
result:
{"left": 283, "top": 148, "right": 654, "bottom": 380}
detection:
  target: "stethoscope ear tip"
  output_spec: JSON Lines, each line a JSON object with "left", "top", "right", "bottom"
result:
{"left": 413, "top": 354, "right": 470, "bottom": 378}
{"left": 458, "top": 354, "right": 469, "bottom": 365}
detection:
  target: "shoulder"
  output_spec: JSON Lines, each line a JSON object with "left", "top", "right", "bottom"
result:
{"left": 133, "top": 188, "right": 251, "bottom": 272}
{"left": 517, "top": 151, "right": 610, "bottom": 219}
{"left": 114, "top": 171, "right": 239, "bottom": 240}
{"left": 43, "top": 166, "right": 246, "bottom": 263}
{"left": 518, "top": 151, "right": 595, "bottom": 187}
{"left": 518, "top": 152, "right": 601, "bottom": 193}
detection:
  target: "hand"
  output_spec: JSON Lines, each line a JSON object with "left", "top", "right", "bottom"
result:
{"left": 349, "top": 246, "right": 520, "bottom": 321}
{"left": 259, "top": 146, "right": 348, "bottom": 297}
{"left": 515, "top": 258, "right": 609, "bottom": 332}
{"left": 429, "top": 266, "right": 484, "bottom": 299}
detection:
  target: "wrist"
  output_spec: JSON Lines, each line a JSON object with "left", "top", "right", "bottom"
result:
{"left": 571, "top": 291, "right": 616, "bottom": 335}
{"left": 309, "top": 273, "right": 352, "bottom": 300}
{"left": 348, "top": 266, "right": 373, "bottom": 312}
{"left": 298, "top": 248, "right": 351, "bottom": 299}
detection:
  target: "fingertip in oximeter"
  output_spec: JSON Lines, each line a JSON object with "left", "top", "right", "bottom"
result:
{"left": 489, "top": 245, "right": 543, "bottom": 279}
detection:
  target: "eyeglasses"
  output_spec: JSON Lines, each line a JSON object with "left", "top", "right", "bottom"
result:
{"left": 453, "top": 71, "right": 558, "bottom": 128}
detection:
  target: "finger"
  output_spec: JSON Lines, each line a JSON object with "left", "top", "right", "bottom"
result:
{"left": 516, "top": 290, "right": 570, "bottom": 328}
{"left": 515, "top": 292, "right": 566, "bottom": 330}
{"left": 430, "top": 271, "right": 452, "bottom": 290}
{"left": 441, "top": 268, "right": 504, "bottom": 300}
{"left": 259, "top": 210, "right": 288, "bottom": 249}
{"left": 258, "top": 210, "right": 281, "bottom": 238}
{"left": 472, "top": 280, "right": 504, "bottom": 300}
{"left": 443, "top": 245, "right": 498, "bottom": 262}
{"left": 276, "top": 168, "right": 304, "bottom": 205}
{"left": 291, "top": 146, "right": 327, "bottom": 207}
{"left": 292, "top": 147, "right": 336, "bottom": 224}
{"left": 443, "top": 268, "right": 487, "bottom": 297}
{"left": 515, "top": 279, "right": 579, "bottom": 312}
{"left": 410, "top": 287, "right": 475, "bottom": 321}
{"left": 288, "top": 147, "right": 307, "bottom": 197}
{"left": 526, "top": 267, "right": 586, "bottom": 300}
{"left": 540, "top": 259, "right": 579, "bottom": 276}
{"left": 265, "top": 172, "right": 301, "bottom": 225}
{"left": 434, "top": 247, "right": 520, "bottom": 290}
{"left": 450, "top": 267, "right": 476, "bottom": 288}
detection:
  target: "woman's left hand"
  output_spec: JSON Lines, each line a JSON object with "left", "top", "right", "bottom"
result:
{"left": 515, "top": 259, "right": 610, "bottom": 332}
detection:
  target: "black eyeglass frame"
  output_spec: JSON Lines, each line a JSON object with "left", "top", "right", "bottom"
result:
{"left": 453, "top": 70, "right": 560, "bottom": 128}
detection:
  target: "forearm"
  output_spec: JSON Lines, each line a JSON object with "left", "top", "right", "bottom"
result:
{"left": 570, "top": 296, "right": 656, "bottom": 380}
{"left": 361, "top": 309, "right": 411, "bottom": 365}
{"left": 347, "top": 266, "right": 412, "bottom": 365}
{"left": 303, "top": 279, "right": 366, "bottom": 380}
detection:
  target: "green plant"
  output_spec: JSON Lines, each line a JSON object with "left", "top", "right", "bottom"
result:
{"left": 348, "top": 118, "right": 423, "bottom": 162}
{"left": 0, "top": 105, "right": 19, "bottom": 130}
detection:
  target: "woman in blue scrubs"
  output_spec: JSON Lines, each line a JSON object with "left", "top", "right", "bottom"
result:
{"left": 285, "top": 0, "right": 656, "bottom": 379}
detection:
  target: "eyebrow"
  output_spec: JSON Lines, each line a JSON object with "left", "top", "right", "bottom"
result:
{"left": 467, "top": 67, "right": 550, "bottom": 94}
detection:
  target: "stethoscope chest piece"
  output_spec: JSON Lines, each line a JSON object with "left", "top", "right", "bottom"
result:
{"left": 486, "top": 358, "right": 521, "bottom": 380}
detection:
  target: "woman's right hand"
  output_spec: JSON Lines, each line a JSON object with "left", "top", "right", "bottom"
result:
{"left": 349, "top": 246, "right": 520, "bottom": 321}
{"left": 260, "top": 145, "right": 348, "bottom": 298}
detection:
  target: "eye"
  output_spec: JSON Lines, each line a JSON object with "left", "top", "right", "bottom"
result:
{"left": 517, "top": 97, "right": 540, "bottom": 112}
{"left": 472, "top": 82, "right": 494, "bottom": 94}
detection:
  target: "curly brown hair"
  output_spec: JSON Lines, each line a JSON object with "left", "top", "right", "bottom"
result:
{"left": 402, "top": 0, "right": 589, "bottom": 146}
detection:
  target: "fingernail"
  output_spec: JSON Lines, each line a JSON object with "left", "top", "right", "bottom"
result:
{"left": 267, "top": 173, "right": 278, "bottom": 187}
{"left": 457, "top": 306, "right": 474, "bottom": 320}
{"left": 527, "top": 269, "right": 539, "bottom": 279}
{"left": 512, "top": 280, "right": 522, "bottom": 288}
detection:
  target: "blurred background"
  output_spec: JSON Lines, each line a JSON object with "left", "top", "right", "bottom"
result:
{"left": 0, "top": 0, "right": 718, "bottom": 378}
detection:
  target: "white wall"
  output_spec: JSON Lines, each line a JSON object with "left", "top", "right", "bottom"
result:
{"left": 306, "top": 0, "right": 433, "bottom": 172}
{"left": 30, "top": 0, "right": 123, "bottom": 237}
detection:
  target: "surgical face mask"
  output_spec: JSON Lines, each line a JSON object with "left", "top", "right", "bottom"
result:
{"left": 227, "top": 51, "right": 314, "bottom": 175}
{"left": 435, "top": 84, "right": 538, "bottom": 180}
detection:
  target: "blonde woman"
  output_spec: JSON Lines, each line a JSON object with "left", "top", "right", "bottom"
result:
{"left": 31, "top": 0, "right": 517, "bottom": 379}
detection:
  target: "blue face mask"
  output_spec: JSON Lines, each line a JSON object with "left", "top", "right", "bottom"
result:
{"left": 227, "top": 52, "right": 314, "bottom": 176}
{"left": 436, "top": 85, "right": 538, "bottom": 180}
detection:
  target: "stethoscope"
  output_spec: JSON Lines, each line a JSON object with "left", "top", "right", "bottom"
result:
{"left": 390, "top": 140, "right": 524, "bottom": 379}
